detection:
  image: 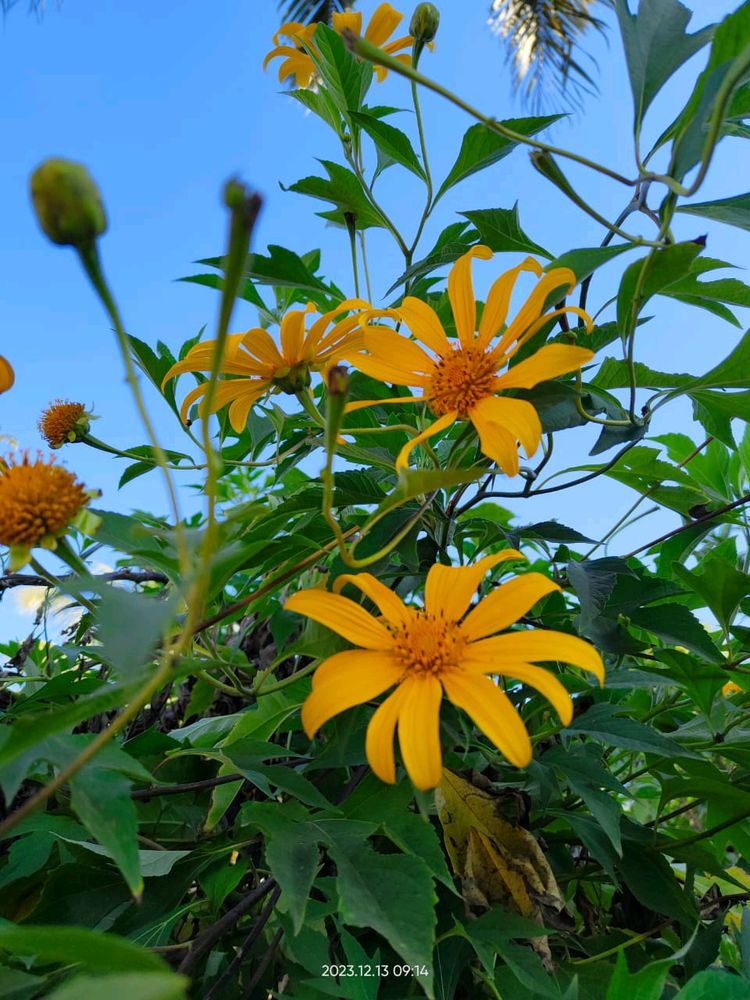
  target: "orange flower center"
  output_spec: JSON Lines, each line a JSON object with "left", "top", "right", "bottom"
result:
{"left": 391, "top": 611, "right": 466, "bottom": 678}
{"left": 428, "top": 347, "right": 499, "bottom": 418}
{"left": 0, "top": 454, "right": 89, "bottom": 547}
{"left": 38, "top": 400, "right": 87, "bottom": 448}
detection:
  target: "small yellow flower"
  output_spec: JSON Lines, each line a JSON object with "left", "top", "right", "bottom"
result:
{"left": 348, "top": 247, "right": 594, "bottom": 475}
{"left": 723, "top": 680, "right": 742, "bottom": 697}
{"left": 264, "top": 3, "right": 414, "bottom": 88}
{"left": 0, "top": 452, "right": 96, "bottom": 569}
{"left": 285, "top": 552, "right": 604, "bottom": 791}
{"left": 162, "top": 300, "right": 369, "bottom": 432}
{"left": 38, "top": 400, "right": 91, "bottom": 449}
{"left": 0, "top": 355, "right": 14, "bottom": 394}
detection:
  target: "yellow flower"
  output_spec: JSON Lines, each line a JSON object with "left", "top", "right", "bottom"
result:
{"left": 0, "top": 452, "right": 96, "bottom": 569}
{"left": 0, "top": 355, "right": 14, "bottom": 394}
{"left": 162, "top": 299, "right": 369, "bottom": 432}
{"left": 285, "top": 552, "right": 604, "bottom": 791}
{"left": 38, "top": 400, "right": 91, "bottom": 448}
{"left": 264, "top": 3, "right": 414, "bottom": 87}
{"left": 348, "top": 247, "right": 594, "bottom": 475}
{"left": 723, "top": 680, "right": 742, "bottom": 697}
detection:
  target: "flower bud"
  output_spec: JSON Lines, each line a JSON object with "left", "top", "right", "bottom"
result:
{"left": 0, "top": 356, "right": 14, "bottom": 394}
{"left": 30, "top": 158, "right": 107, "bottom": 248}
{"left": 410, "top": 3, "right": 439, "bottom": 44}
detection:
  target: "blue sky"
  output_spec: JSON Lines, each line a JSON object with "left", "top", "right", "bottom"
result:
{"left": 0, "top": 0, "right": 746, "bottom": 639}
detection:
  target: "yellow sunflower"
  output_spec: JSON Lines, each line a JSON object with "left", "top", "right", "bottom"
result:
{"left": 162, "top": 299, "right": 369, "bottom": 432}
{"left": 285, "top": 551, "right": 604, "bottom": 791}
{"left": 347, "top": 246, "right": 594, "bottom": 475}
{"left": 264, "top": 3, "right": 414, "bottom": 88}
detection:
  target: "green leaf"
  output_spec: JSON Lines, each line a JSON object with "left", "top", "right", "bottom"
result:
{"left": 309, "top": 23, "right": 371, "bottom": 117}
{"left": 567, "top": 558, "right": 632, "bottom": 631}
{"left": 436, "top": 116, "right": 563, "bottom": 202}
{"left": 326, "top": 839, "right": 437, "bottom": 980}
{"left": 614, "top": 0, "right": 714, "bottom": 133}
{"left": 605, "top": 950, "right": 670, "bottom": 1000}
{"left": 616, "top": 242, "right": 705, "bottom": 334}
{"left": 668, "top": 2, "right": 750, "bottom": 180}
{"left": 240, "top": 802, "right": 320, "bottom": 934}
{"left": 69, "top": 767, "right": 142, "bottom": 897}
{"left": 0, "top": 968, "right": 46, "bottom": 1000}
{"left": 460, "top": 205, "right": 551, "bottom": 259}
{"left": 674, "top": 969, "right": 750, "bottom": 999}
{"left": 628, "top": 602, "right": 723, "bottom": 662}
{"left": 352, "top": 112, "right": 425, "bottom": 180}
{"left": 546, "top": 243, "right": 636, "bottom": 283}
{"left": 375, "top": 465, "right": 485, "bottom": 521}
{"left": 618, "top": 840, "right": 698, "bottom": 923}
{"left": 285, "top": 160, "right": 386, "bottom": 230}
{"left": 691, "top": 389, "right": 750, "bottom": 446}
{"left": 46, "top": 973, "right": 187, "bottom": 1000}
{"left": 673, "top": 559, "right": 750, "bottom": 631}
{"left": 0, "top": 921, "right": 169, "bottom": 973}
{"left": 569, "top": 704, "right": 697, "bottom": 757}
{"left": 677, "top": 191, "right": 750, "bottom": 231}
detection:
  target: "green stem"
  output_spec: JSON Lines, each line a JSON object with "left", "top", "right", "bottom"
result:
{"left": 344, "top": 33, "right": 637, "bottom": 189}
{"left": 77, "top": 244, "right": 189, "bottom": 576}
{"left": 358, "top": 231, "right": 373, "bottom": 301}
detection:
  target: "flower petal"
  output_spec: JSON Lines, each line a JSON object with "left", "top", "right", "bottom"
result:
{"left": 495, "top": 267, "right": 576, "bottom": 355}
{"left": 280, "top": 305, "right": 313, "bottom": 363}
{"left": 332, "top": 10, "right": 363, "bottom": 34}
{"left": 301, "top": 658, "right": 399, "bottom": 738}
{"left": 227, "top": 385, "right": 267, "bottom": 433}
{"left": 344, "top": 394, "right": 423, "bottom": 415}
{"left": 448, "top": 245, "right": 493, "bottom": 349}
{"left": 470, "top": 395, "right": 542, "bottom": 458}
{"left": 284, "top": 589, "right": 393, "bottom": 649}
{"left": 0, "top": 355, "right": 14, "bottom": 393}
{"left": 494, "top": 345, "right": 594, "bottom": 392}
{"left": 442, "top": 672, "right": 532, "bottom": 767}
{"left": 364, "top": 329, "right": 435, "bottom": 377}
{"left": 424, "top": 549, "right": 526, "bottom": 622}
{"left": 396, "top": 296, "right": 451, "bottom": 355}
{"left": 312, "top": 649, "right": 400, "bottom": 690}
{"left": 241, "top": 328, "right": 285, "bottom": 369}
{"left": 469, "top": 404, "right": 521, "bottom": 475}
{"left": 461, "top": 656, "right": 573, "bottom": 725}
{"left": 395, "top": 410, "right": 457, "bottom": 472}
{"left": 461, "top": 573, "right": 561, "bottom": 641}
{"left": 466, "top": 630, "right": 605, "bottom": 685}
{"left": 350, "top": 353, "right": 429, "bottom": 387}
{"left": 397, "top": 676, "right": 443, "bottom": 791}
{"left": 504, "top": 305, "right": 593, "bottom": 360}
{"left": 477, "top": 257, "right": 543, "bottom": 349}
{"left": 366, "top": 683, "right": 410, "bottom": 784}
{"left": 364, "top": 3, "right": 402, "bottom": 46}
{"left": 333, "top": 572, "right": 413, "bottom": 628}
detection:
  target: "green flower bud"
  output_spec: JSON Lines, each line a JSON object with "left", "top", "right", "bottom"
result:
{"left": 410, "top": 3, "right": 440, "bottom": 44}
{"left": 30, "top": 158, "right": 107, "bottom": 248}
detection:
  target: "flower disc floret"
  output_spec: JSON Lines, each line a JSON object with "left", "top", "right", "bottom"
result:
{"left": 38, "top": 400, "right": 90, "bottom": 448}
{"left": 285, "top": 551, "right": 605, "bottom": 791}
{"left": 0, "top": 453, "right": 91, "bottom": 567}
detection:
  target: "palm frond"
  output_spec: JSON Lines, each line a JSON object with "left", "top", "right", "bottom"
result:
{"left": 1, "top": 0, "right": 48, "bottom": 13}
{"left": 277, "top": 0, "right": 351, "bottom": 26}
{"left": 489, "top": 0, "right": 613, "bottom": 108}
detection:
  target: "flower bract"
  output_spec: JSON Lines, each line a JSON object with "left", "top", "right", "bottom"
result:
{"left": 348, "top": 247, "right": 594, "bottom": 475}
{"left": 38, "top": 400, "right": 91, "bottom": 448}
{"left": 285, "top": 551, "right": 604, "bottom": 791}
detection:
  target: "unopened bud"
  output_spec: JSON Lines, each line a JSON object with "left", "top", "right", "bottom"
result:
{"left": 327, "top": 365, "right": 349, "bottom": 397}
{"left": 30, "top": 159, "right": 107, "bottom": 248}
{"left": 410, "top": 3, "right": 439, "bottom": 44}
{"left": 325, "top": 365, "right": 349, "bottom": 459}
{"left": 0, "top": 356, "right": 14, "bottom": 394}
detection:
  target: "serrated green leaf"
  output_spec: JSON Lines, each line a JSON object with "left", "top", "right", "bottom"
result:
{"left": 352, "top": 112, "right": 425, "bottom": 180}
{"left": 436, "top": 116, "right": 563, "bottom": 202}
{"left": 460, "top": 205, "right": 551, "bottom": 259}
